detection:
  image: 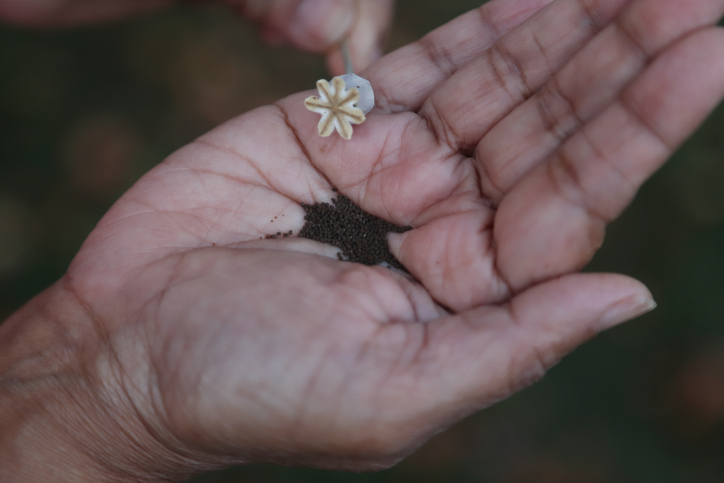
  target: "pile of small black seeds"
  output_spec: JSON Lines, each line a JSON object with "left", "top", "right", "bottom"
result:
{"left": 298, "top": 193, "right": 412, "bottom": 271}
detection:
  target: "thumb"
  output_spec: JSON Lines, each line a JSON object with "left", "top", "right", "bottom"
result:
{"left": 228, "top": 0, "right": 356, "bottom": 52}
{"left": 422, "top": 273, "right": 656, "bottom": 412}
{"left": 289, "top": 0, "right": 357, "bottom": 51}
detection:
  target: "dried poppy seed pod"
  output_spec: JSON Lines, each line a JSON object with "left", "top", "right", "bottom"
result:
{"left": 304, "top": 77, "right": 366, "bottom": 140}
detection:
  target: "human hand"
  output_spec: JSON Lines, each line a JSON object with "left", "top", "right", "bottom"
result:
{"left": 0, "top": 0, "right": 393, "bottom": 74}
{"left": 2, "top": 0, "right": 724, "bottom": 480}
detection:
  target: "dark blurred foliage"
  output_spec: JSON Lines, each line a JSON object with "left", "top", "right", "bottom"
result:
{"left": 1, "top": 1, "right": 724, "bottom": 482}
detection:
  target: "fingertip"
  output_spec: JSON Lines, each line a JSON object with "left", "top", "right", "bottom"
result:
{"left": 511, "top": 272, "right": 655, "bottom": 333}
{"left": 294, "top": 0, "right": 392, "bottom": 75}
{"left": 597, "top": 279, "right": 656, "bottom": 331}
{"left": 293, "top": 0, "right": 355, "bottom": 49}
{"left": 386, "top": 230, "right": 410, "bottom": 259}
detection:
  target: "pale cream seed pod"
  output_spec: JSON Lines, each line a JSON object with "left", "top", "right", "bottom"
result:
{"left": 304, "top": 76, "right": 371, "bottom": 140}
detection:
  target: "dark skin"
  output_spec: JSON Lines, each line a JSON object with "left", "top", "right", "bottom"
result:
{"left": 2, "top": 0, "right": 724, "bottom": 481}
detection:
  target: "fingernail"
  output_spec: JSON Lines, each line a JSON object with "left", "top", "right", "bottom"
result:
{"left": 598, "top": 295, "right": 657, "bottom": 331}
{"left": 296, "top": 0, "right": 354, "bottom": 45}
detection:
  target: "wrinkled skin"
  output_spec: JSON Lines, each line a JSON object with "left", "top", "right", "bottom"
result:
{"left": 2, "top": 0, "right": 724, "bottom": 480}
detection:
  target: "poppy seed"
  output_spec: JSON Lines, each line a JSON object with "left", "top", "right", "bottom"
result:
{"left": 298, "top": 195, "right": 411, "bottom": 271}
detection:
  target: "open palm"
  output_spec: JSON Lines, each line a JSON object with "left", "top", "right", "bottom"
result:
{"left": 58, "top": 0, "right": 724, "bottom": 476}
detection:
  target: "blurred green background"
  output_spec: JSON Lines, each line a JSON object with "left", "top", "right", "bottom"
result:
{"left": 1, "top": 1, "right": 724, "bottom": 482}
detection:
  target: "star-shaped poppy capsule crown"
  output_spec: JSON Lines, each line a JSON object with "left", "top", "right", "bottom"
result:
{"left": 304, "top": 77, "right": 366, "bottom": 140}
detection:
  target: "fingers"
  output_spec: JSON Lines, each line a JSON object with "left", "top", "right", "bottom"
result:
{"left": 230, "top": 0, "right": 392, "bottom": 71}
{"left": 477, "top": 0, "right": 724, "bottom": 201}
{"left": 417, "top": 273, "right": 654, "bottom": 414}
{"left": 418, "top": 0, "right": 633, "bottom": 153}
{"left": 494, "top": 27, "right": 724, "bottom": 290}
{"left": 326, "top": 0, "right": 394, "bottom": 76}
{"left": 366, "top": 0, "right": 556, "bottom": 113}
{"left": 0, "top": 0, "right": 171, "bottom": 26}
{"left": 228, "top": 0, "right": 354, "bottom": 51}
